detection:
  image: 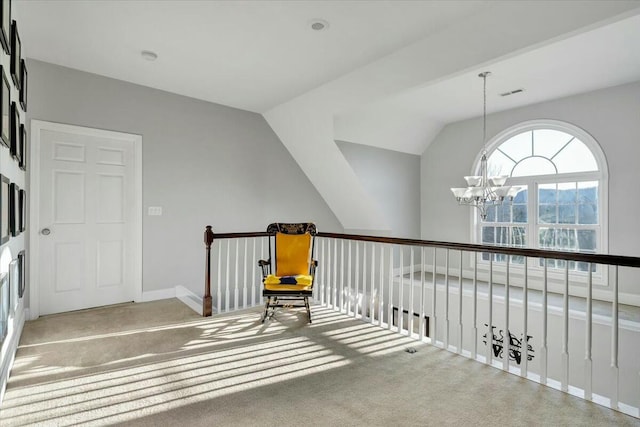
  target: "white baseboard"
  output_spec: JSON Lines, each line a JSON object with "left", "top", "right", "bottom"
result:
{"left": 141, "top": 287, "right": 176, "bottom": 302}
{"left": 0, "top": 303, "right": 26, "bottom": 407}
{"left": 175, "top": 285, "right": 204, "bottom": 315}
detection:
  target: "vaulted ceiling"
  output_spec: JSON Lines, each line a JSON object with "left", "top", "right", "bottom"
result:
{"left": 18, "top": 0, "right": 640, "bottom": 230}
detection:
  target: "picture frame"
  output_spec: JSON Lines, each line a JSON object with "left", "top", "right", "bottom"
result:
{"left": 9, "top": 259, "right": 17, "bottom": 314}
{"left": 17, "top": 250, "right": 25, "bottom": 298}
{"left": 0, "top": 174, "right": 9, "bottom": 245}
{"left": 19, "top": 123, "right": 26, "bottom": 170}
{"left": 9, "top": 101, "right": 18, "bottom": 158}
{"left": 0, "top": 66, "right": 9, "bottom": 148}
{"left": 10, "top": 20, "right": 20, "bottom": 89}
{"left": 0, "top": 273, "right": 7, "bottom": 343}
{"left": 0, "top": 0, "right": 10, "bottom": 55}
{"left": 9, "top": 182, "right": 18, "bottom": 237}
{"left": 19, "top": 59, "right": 26, "bottom": 112}
{"left": 19, "top": 189, "right": 25, "bottom": 233}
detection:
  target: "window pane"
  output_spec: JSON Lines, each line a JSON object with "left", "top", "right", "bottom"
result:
{"left": 539, "top": 227, "right": 555, "bottom": 249}
{"left": 533, "top": 129, "right": 574, "bottom": 158}
{"left": 513, "top": 204, "right": 527, "bottom": 223}
{"left": 558, "top": 205, "right": 576, "bottom": 224}
{"left": 496, "top": 227, "right": 510, "bottom": 245}
{"left": 557, "top": 182, "right": 576, "bottom": 203}
{"left": 553, "top": 139, "right": 598, "bottom": 173}
{"left": 539, "top": 205, "right": 556, "bottom": 224}
{"left": 487, "top": 150, "right": 515, "bottom": 176}
{"left": 578, "top": 204, "right": 598, "bottom": 225}
{"left": 577, "top": 229, "right": 597, "bottom": 252}
{"left": 482, "top": 227, "right": 495, "bottom": 244}
{"left": 497, "top": 131, "right": 532, "bottom": 163}
{"left": 496, "top": 204, "right": 511, "bottom": 222}
{"left": 512, "top": 226, "right": 527, "bottom": 246}
{"left": 484, "top": 205, "right": 496, "bottom": 222}
{"left": 578, "top": 181, "right": 598, "bottom": 204}
{"left": 512, "top": 156, "right": 556, "bottom": 177}
{"left": 539, "top": 184, "right": 557, "bottom": 204}
{"left": 513, "top": 188, "right": 527, "bottom": 204}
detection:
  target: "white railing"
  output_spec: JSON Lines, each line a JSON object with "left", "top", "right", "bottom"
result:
{"left": 203, "top": 227, "right": 640, "bottom": 418}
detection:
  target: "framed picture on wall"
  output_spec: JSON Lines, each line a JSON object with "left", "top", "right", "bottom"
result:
{"left": 10, "top": 101, "right": 18, "bottom": 158}
{"left": 0, "top": 175, "right": 9, "bottom": 244}
{"left": 0, "top": 66, "right": 9, "bottom": 148}
{"left": 19, "top": 123, "right": 26, "bottom": 170}
{"left": 9, "top": 259, "right": 17, "bottom": 314}
{"left": 10, "top": 20, "right": 20, "bottom": 89}
{"left": 9, "top": 182, "right": 18, "bottom": 237}
{"left": 19, "top": 188, "right": 25, "bottom": 232}
{"left": 17, "top": 250, "right": 25, "bottom": 298}
{"left": 19, "top": 59, "right": 26, "bottom": 112}
{"left": 0, "top": 0, "right": 10, "bottom": 55}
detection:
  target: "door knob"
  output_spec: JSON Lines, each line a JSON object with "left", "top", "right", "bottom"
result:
{"left": 41, "top": 228, "right": 51, "bottom": 235}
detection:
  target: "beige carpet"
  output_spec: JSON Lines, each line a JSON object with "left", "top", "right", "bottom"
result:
{"left": 1, "top": 299, "right": 638, "bottom": 426}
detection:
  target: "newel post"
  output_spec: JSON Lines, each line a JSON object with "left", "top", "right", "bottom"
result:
{"left": 203, "top": 225, "right": 214, "bottom": 317}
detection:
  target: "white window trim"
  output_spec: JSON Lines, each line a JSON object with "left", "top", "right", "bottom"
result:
{"left": 469, "top": 119, "right": 609, "bottom": 287}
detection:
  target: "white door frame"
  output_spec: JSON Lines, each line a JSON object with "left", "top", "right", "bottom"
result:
{"left": 29, "top": 120, "right": 143, "bottom": 319}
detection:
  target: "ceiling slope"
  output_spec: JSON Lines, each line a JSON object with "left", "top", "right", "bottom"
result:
{"left": 265, "top": 1, "right": 640, "bottom": 231}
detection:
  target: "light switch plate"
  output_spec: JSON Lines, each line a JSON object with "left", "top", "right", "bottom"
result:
{"left": 148, "top": 206, "right": 163, "bottom": 216}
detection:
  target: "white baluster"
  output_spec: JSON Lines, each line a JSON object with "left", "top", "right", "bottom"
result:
{"left": 521, "top": 257, "right": 528, "bottom": 378}
{"left": 472, "top": 252, "right": 478, "bottom": 360}
{"left": 562, "top": 262, "right": 569, "bottom": 392}
{"left": 320, "top": 239, "right": 326, "bottom": 306}
{"left": 388, "top": 246, "right": 394, "bottom": 331}
{"left": 504, "top": 255, "right": 510, "bottom": 372}
{"left": 611, "top": 265, "right": 619, "bottom": 410}
{"left": 347, "top": 240, "right": 352, "bottom": 315}
{"left": 541, "top": 258, "right": 548, "bottom": 385}
{"left": 371, "top": 244, "right": 376, "bottom": 324}
{"left": 409, "top": 248, "right": 415, "bottom": 335}
{"left": 234, "top": 239, "right": 239, "bottom": 310}
{"left": 225, "top": 239, "right": 230, "bottom": 312}
{"left": 431, "top": 248, "right": 437, "bottom": 345}
{"left": 362, "top": 243, "right": 368, "bottom": 320}
{"left": 217, "top": 242, "right": 222, "bottom": 314}
{"left": 340, "top": 240, "right": 345, "bottom": 313}
{"left": 487, "top": 256, "right": 493, "bottom": 366}
{"left": 242, "top": 238, "right": 248, "bottom": 309}
{"left": 333, "top": 239, "right": 338, "bottom": 310}
{"left": 397, "top": 248, "right": 404, "bottom": 333}
{"left": 444, "top": 249, "right": 449, "bottom": 350}
{"left": 584, "top": 262, "right": 593, "bottom": 400}
{"left": 379, "top": 244, "right": 385, "bottom": 325}
{"left": 326, "top": 239, "right": 332, "bottom": 307}
{"left": 355, "top": 242, "right": 360, "bottom": 318}
{"left": 251, "top": 238, "right": 257, "bottom": 307}
{"left": 419, "top": 247, "right": 426, "bottom": 339}
{"left": 458, "top": 250, "right": 463, "bottom": 355}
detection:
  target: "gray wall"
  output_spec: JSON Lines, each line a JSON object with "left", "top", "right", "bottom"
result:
{"left": 27, "top": 59, "right": 342, "bottom": 296}
{"left": 421, "top": 80, "right": 640, "bottom": 293}
{"left": 337, "top": 141, "right": 420, "bottom": 239}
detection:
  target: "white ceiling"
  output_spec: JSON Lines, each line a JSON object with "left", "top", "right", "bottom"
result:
{"left": 17, "top": 0, "right": 640, "bottom": 155}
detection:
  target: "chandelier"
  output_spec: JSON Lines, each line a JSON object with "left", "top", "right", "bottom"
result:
{"left": 450, "top": 71, "right": 520, "bottom": 220}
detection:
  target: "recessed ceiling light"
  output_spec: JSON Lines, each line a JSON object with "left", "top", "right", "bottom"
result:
{"left": 141, "top": 50, "right": 158, "bottom": 61}
{"left": 309, "top": 19, "right": 329, "bottom": 31}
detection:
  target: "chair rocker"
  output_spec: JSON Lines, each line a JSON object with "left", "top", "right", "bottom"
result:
{"left": 258, "top": 222, "right": 318, "bottom": 323}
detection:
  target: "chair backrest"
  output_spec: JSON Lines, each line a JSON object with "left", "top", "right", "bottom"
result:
{"left": 266, "top": 223, "right": 317, "bottom": 276}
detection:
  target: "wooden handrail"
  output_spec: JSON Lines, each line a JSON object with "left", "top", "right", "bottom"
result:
{"left": 203, "top": 227, "right": 640, "bottom": 317}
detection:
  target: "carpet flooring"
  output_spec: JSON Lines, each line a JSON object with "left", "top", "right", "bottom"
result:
{"left": 1, "top": 299, "right": 639, "bottom": 426}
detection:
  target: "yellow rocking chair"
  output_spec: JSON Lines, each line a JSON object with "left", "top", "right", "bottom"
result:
{"left": 258, "top": 223, "right": 317, "bottom": 323}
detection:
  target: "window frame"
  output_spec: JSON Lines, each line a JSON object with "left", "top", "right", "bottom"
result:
{"left": 470, "top": 120, "right": 609, "bottom": 285}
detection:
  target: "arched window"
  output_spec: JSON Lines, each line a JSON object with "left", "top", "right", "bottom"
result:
{"left": 475, "top": 120, "right": 607, "bottom": 273}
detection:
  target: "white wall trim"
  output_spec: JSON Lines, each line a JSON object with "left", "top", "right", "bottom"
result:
{"left": 141, "top": 287, "right": 175, "bottom": 302}
{"left": 0, "top": 301, "right": 26, "bottom": 406}
{"left": 28, "top": 120, "right": 143, "bottom": 319}
{"left": 176, "top": 285, "right": 204, "bottom": 315}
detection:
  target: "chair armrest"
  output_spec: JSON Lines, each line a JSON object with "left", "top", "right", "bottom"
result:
{"left": 258, "top": 259, "right": 271, "bottom": 277}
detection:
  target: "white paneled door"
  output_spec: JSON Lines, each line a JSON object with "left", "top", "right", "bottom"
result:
{"left": 35, "top": 123, "right": 141, "bottom": 316}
